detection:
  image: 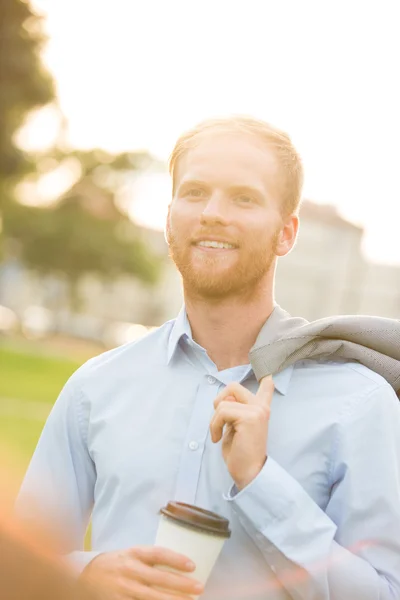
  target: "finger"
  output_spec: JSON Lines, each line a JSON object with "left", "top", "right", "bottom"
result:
{"left": 210, "top": 403, "right": 249, "bottom": 443}
{"left": 131, "top": 547, "right": 195, "bottom": 572}
{"left": 213, "top": 382, "right": 254, "bottom": 409}
{"left": 123, "top": 579, "right": 194, "bottom": 600}
{"left": 123, "top": 559, "right": 203, "bottom": 596}
{"left": 256, "top": 376, "right": 275, "bottom": 410}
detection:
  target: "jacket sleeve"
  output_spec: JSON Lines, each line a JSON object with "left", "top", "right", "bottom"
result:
{"left": 225, "top": 383, "right": 400, "bottom": 599}
{"left": 15, "top": 378, "right": 101, "bottom": 574}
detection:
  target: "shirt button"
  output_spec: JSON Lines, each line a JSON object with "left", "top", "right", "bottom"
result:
{"left": 189, "top": 441, "right": 199, "bottom": 451}
{"left": 207, "top": 375, "right": 216, "bottom": 385}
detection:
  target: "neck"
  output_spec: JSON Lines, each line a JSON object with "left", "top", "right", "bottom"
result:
{"left": 184, "top": 279, "right": 275, "bottom": 371}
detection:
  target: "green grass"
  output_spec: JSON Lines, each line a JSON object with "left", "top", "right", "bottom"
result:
{"left": 1, "top": 415, "right": 47, "bottom": 460}
{"left": 0, "top": 340, "right": 96, "bottom": 548}
{"left": 0, "top": 341, "right": 88, "bottom": 474}
{"left": 0, "top": 344, "right": 83, "bottom": 404}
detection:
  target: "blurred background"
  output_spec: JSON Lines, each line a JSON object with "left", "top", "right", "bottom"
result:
{"left": 1, "top": 0, "right": 400, "bottom": 496}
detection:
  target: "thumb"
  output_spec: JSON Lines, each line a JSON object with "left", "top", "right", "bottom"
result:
{"left": 256, "top": 376, "right": 275, "bottom": 409}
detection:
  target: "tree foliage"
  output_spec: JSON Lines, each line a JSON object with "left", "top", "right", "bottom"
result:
{"left": 4, "top": 149, "right": 163, "bottom": 307}
{"left": 0, "top": 0, "right": 54, "bottom": 186}
{"left": 0, "top": 1, "right": 163, "bottom": 305}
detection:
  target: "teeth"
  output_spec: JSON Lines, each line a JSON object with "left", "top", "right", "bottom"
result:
{"left": 198, "top": 241, "right": 235, "bottom": 249}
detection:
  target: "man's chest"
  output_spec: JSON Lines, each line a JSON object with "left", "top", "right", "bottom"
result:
{"left": 85, "top": 372, "right": 335, "bottom": 516}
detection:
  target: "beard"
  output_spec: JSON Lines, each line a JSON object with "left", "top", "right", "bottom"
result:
{"left": 167, "top": 227, "right": 279, "bottom": 301}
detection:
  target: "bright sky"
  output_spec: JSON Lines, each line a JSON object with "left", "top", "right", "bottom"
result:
{"left": 26, "top": 0, "right": 400, "bottom": 265}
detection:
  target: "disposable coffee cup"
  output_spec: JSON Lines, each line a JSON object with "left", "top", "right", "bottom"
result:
{"left": 155, "top": 501, "right": 231, "bottom": 592}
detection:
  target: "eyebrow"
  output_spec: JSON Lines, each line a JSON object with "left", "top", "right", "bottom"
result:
{"left": 178, "top": 179, "right": 209, "bottom": 189}
{"left": 228, "top": 184, "right": 265, "bottom": 197}
{"left": 178, "top": 180, "right": 265, "bottom": 197}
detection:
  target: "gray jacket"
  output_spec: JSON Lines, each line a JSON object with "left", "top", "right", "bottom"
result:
{"left": 250, "top": 304, "right": 400, "bottom": 397}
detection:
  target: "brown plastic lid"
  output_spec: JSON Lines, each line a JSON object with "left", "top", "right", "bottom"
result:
{"left": 160, "top": 502, "right": 231, "bottom": 538}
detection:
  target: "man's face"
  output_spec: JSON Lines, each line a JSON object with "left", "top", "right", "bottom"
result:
{"left": 167, "top": 132, "right": 289, "bottom": 300}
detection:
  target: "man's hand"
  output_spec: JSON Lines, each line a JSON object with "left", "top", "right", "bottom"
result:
{"left": 79, "top": 546, "right": 204, "bottom": 600}
{"left": 210, "top": 376, "right": 274, "bottom": 491}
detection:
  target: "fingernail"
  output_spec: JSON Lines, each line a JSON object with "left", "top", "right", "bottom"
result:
{"left": 186, "top": 561, "right": 196, "bottom": 570}
{"left": 194, "top": 583, "right": 204, "bottom": 592}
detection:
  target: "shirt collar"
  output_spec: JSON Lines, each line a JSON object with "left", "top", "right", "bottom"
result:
{"left": 167, "top": 306, "right": 294, "bottom": 395}
{"left": 270, "top": 365, "right": 294, "bottom": 396}
{"left": 167, "top": 306, "right": 192, "bottom": 364}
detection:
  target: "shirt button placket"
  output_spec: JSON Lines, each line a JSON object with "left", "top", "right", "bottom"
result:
{"left": 173, "top": 376, "right": 219, "bottom": 505}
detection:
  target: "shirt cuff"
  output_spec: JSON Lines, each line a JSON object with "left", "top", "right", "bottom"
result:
{"left": 226, "top": 483, "right": 240, "bottom": 499}
{"left": 224, "top": 456, "right": 332, "bottom": 536}
{"left": 65, "top": 550, "right": 103, "bottom": 577}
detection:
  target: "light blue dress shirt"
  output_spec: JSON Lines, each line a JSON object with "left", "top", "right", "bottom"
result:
{"left": 16, "top": 308, "right": 400, "bottom": 599}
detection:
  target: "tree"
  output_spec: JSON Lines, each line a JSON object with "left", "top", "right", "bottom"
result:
{"left": 4, "top": 149, "right": 163, "bottom": 310}
{"left": 0, "top": 2, "right": 163, "bottom": 308}
{"left": 0, "top": 0, "right": 54, "bottom": 203}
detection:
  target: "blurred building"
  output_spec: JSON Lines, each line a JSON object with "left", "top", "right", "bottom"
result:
{"left": 275, "top": 201, "right": 399, "bottom": 319}
{"left": 0, "top": 200, "right": 399, "bottom": 346}
{"left": 357, "top": 262, "right": 400, "bottom": 317}
{"left": 275, "top": 201, "right": 366, "bottom": 319}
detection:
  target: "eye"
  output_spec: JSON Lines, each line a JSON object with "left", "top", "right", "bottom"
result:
{"left": 185, "top": 188, "right": 206, "bottom": 199}
{"left": 235, "top": 195, "right": 254, "bottom": 204}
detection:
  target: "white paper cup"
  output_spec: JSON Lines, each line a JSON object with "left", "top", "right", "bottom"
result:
{"left": 154, "top": 502, "right": 231, "bottom": 594}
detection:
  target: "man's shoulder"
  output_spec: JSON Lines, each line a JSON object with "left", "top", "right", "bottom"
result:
{"left": 289, "top": 359, "right": 399, "bottom": 428}
{"left": 69, "top": 319, "right": 175, "bottom": 385}
{"left": 292, "top": 358, "right": 394, "bottom": 396}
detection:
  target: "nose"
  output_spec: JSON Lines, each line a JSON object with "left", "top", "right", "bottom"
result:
{"left": 200, "top": 192, "right": 229, "bottom": 226}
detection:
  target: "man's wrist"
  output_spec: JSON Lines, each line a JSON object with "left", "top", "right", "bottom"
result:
{"left": 234, "top": 456, "right": 268, "bottom": 491}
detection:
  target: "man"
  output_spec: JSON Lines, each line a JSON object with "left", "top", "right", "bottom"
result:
{"left": 16, "top": 116, "right": 400, "bottom": 599}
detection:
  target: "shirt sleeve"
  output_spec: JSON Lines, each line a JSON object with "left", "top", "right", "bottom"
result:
{"left": 14, "top": 377, "right": 100, "bottom": 575}
{"left": 225, "top": 383, "right": 400, "bottom": 600}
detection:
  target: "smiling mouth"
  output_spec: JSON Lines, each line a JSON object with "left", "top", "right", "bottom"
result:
{"left": 194, "top": 241, "right": 237, "bottom": 250}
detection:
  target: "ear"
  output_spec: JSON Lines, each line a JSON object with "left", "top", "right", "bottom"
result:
{"left": 275, "top": 214, "right": 299, "bottom": 257}
{"left": 164, "top": 204, "right": 172, "bottom": 245}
